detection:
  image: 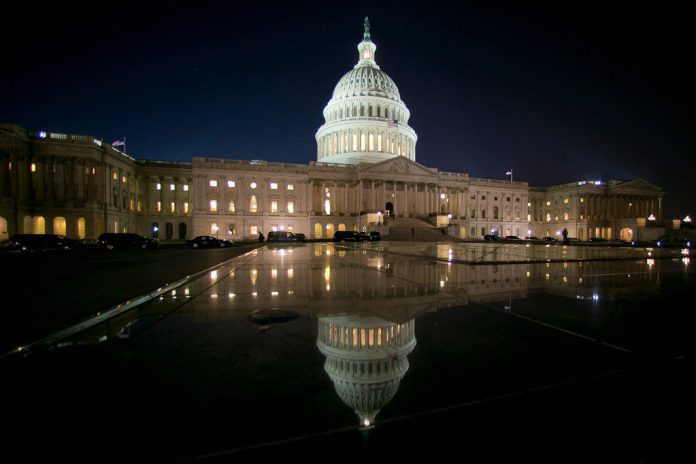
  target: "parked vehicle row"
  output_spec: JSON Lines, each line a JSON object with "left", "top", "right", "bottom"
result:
{"left": 332, "top": 231, "right": 381, "bottom": 242}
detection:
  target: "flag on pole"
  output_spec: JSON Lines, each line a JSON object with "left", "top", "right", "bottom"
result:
{"left": 387, "top": 119, "right": 399, "bottom": 128}
{"left": 112, "top": 140, "right": 125, "bottom": 147}
{"left": 505, "top": 170, "right": 512, "bottom": 176}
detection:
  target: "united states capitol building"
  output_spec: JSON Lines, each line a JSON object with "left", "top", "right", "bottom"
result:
{"left": 0, "top": 19, "right": 665, "bottom": 243}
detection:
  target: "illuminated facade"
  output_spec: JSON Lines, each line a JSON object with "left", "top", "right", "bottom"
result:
{"left": 0, "top": 20, "right": 663, "bottom": 242}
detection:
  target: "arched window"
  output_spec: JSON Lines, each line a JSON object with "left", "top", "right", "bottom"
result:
{"left": 314, "top": 223, "right": 323, "bottom": 239}
{"left": 53, "top": 217, "right": 66, "bottom": 235}
{"left": 250, "top": 195, "right": 257, "bottom": 213}
{"left": 360, "top": 106, "right": 365, "bottom": 116}
{"left": 377, "top": 133, "right": 383, "bottom": 152}
{"left": 0, "top": 216, "right": 8, "bottom": 241}
{"left": 352, "top": 106, "right": 357, "bottom": 117}
{"left": 33, "top": 216, "right": 46, "bottom": 234}
{"left": 377, "top": 106, "right": 381, "bottom": 117}
{"left": 368, "top": 106, "right": 373, "bottom": 117}
{"left": 360, "top": 133, "right": 366, "bottom": 151}
{"left": 77, "top": 217, "right": 86, "bottom": 240}
{"left": 385, "top": 108, "right": 389, "bottom": 119}
{"left": 369, "top": 133, "right": 374, "bottom": 151}
{"left": 352, "top": 133, "right": 358, "bottom": 151}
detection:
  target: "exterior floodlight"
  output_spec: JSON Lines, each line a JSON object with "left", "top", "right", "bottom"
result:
{"left": 648, "top": 214, "right": 656, "bottom": 221}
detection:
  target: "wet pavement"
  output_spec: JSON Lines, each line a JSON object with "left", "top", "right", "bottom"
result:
{"left": 2, "top": 242, "right": 695, "bottom": 462}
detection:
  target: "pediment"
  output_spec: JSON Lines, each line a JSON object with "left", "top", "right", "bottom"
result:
{"left": 613, "top": 178, "right": 661, "bottom": 192}
{"left": 357, "top": 156, "right": 438, "bottom": 179}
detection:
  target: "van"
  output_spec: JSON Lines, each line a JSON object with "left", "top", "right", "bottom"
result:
{"left": 267, "top": 231, "right": 301, "bottom": 242}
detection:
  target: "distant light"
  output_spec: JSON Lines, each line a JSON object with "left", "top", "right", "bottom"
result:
{"left": 440, "top": 193, "right": 446, "bottom": 199}
{"left": 152, "top": 226, "right": 159, "bottom": 232}
{"left": 684, "top": 215, "right": 692, "bottom": 223}
{"left": 594, "top": 180, "right": 602, "bottom": 185}
{"left": 38, "top": 131, "right": 47, "bottom": 139}
{"left": 648, "top": 214, "right": 656, "bottom": 221}
{"left": 528, "top": 229, "right": 532, "bottom": 236}
{"left": 447, "top": 213, "right": 452, "bottom": 219}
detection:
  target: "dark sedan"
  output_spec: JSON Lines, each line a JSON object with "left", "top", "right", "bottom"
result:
{"left": 187, "top": 235, "right": 232, "bottom": 248}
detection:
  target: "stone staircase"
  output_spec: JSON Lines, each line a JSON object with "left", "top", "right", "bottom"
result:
{"left": 385, "top": 217, "right": 460, "bottom": 242}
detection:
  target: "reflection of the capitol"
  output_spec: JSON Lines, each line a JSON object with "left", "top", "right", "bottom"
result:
{"left": 58, "top": 243, "right": 672, "bottom": 349}
{"left": 317, "top": 315, "right": 416, "bottom": 429}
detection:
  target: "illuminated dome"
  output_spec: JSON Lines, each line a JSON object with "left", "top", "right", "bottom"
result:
{"left": 316, "top": 315, "right": 416, "bottom": 428}
{"left": 316, "top": 18, "right": 417, "bottom": 165}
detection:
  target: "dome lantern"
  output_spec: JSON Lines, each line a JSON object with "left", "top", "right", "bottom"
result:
{"left": 356, "top": 17, "right": 378, "bottom": 69}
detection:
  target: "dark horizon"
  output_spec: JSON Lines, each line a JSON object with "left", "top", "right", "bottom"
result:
{"left": 2, "top": 1, "right": 693, "bottom": 219}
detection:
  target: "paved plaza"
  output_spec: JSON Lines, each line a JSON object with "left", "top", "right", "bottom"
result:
{"left": 2, "top": 242, "right": 695, "bottom": 462}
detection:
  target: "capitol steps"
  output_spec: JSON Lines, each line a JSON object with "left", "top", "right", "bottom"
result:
{"left": 385, "top": 217, "right": 460, "bottom": 242}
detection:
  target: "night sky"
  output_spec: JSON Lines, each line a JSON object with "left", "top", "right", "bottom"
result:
{"left": 2, "top": 1, "right": 694, "bottom": 219}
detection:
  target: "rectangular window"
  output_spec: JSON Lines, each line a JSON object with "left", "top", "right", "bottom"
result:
{"left": 209, "top": 200, "right": 217, "bottom": 212}
{"left": 506, "top": 197, "right": 511, "bottom": 201}
{"left": 564, "top": 198, "right": 569, "bottom": 204}
{"left": 528, "top": 202, "right": 531, "bottom": 207}
{"left": 564, "top": 212, "right": 569, "bottom": 220}
{"left": 121, "top": 175, "right": 127, "bottom": 183}
{"left": 546, "top": 213, "right": 551, "bottom": 222}
{"left": 184, "top": 202, "right": 189, "bottom": 214}
{"left": 228, "top": 224, "right": 236, "bottom": 235}
{"left": 287, "top": 201, "right": 294, "bottom": 214}
{"left": 137, "top": 200, "right": 142, "bottom": 212}
{"left": 156, "top": 183, "right": 161, "bottom": 190}
{"left": 157, "top": 201, "right": 162, "bottom": 212}
{"left": 287, "top": 184, "right": 294, "bottom": 190}
{"left": 546, "top": 201, "right": 551, "bottom": 206}
{"left": 580, "top": 197, "right": 584, "bottom": 203}
{"left": 481, "top": 195, "right": 486, "bottom": 200}
{"left": 227, "top": 180, "right": 235, "bottom": 188}
{"left": 183, "top": 185, "right": 189, "bottom": 192}
{"left": 271, "top": 201, "right": 278, "bottom": 213}
{"left": 270, "top": 182, "right": 278, "bottom": 190}
{"left": 471, "top": 227, "right": 476, "bottom": 237}
{"left": 528, "top": 214, "right": 531, "bottom": 221}
{"left": 228, "top": 201, "right": 235, "bottom": 212}
{"left": 481, "top": 227, "right": 486, "bottom": 236}
{"left": 130, "top": 199, "right": 134, "bottom": 210}
{"left": 112, "top": 171, "right": 117, "bottom": 180}
{"left": 170, "top": 184, "right": 175, "bottom": 191}
{"left": 171, "top": 202, "right": 175, "bottom": 213}
{"left": 481, "top": 209, "right": 486, "bottom": 219}
{"left": 209, "top": 180, "right": 218, "bottom": 187}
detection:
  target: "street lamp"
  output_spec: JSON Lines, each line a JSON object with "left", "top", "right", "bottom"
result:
{"left": 377, "top": 211, "right": 382, "bottom": 225}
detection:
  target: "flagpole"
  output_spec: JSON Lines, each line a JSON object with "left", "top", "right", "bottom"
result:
{"left": 124, "top": 137, "right": 127, "bottom": 154}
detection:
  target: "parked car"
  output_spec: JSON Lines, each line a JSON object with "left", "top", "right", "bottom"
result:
{"left": 8, "top": 234, "right": 78, "bottom": 252}
{"left": 589, "top": 237, "right": 608, "bottom": 243}
{"left": 542, "top": 237, "right": 558, "bottom": 243}
{"left": 333, "top": 231, "right": 367, "bottom": 242}
{"left": 503, "top": 235, "right": 522, "bottom": 241}
{"left": 293, "top": 233, "right": 307, "bottom": 242}
{"left": 369, "top": 231, "right": 381, "bottom": 241}
{"left": 524, "top": 236, "right": 541, "bottom": 241}
{"left": 483, "top": 234, "right": 501, "bottom": 241}
{"left": 186, "top": 235, "right": 231, "bottom": 248}
{"left": 99, "top": 233, "right": 158, "bottom": 250}
{"left": 267, "top": 231, "right": 302, "bottom": 242}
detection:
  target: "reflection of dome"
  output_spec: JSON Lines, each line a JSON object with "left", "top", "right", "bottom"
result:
{"left": 317, "top": 315, "right": 416, "bottom": 428}
{"left": 315, "top": 17, "right": 417, "bottom": 165}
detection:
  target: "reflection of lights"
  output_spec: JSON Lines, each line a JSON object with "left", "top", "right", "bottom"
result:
{"left": 228, "top": 293, "right": 235, "bottom": 298}
{"left": 592, "top": 293, "right": 599, "bottom": 301}
{"left": 271, "top": 291, "right": 279, "bottom": 296}
{"left": 210, "top": 294, "right": 218, "bottom": 299}
{"left": 526, "top": 271, "right": 530, "bottom": 277}
{"left": 440, "top": 280, "right": 445, "bottom": 288}
{"left": 563, "top": 276, "right": 568, "bottom": 283}
{"left": 545, "top": 273, "right": 550, "bottom": 280}
{"left": 288, "top": 290, "right": 294, "bottom": 295}
{"left": 646, "top": 258, "right": 655, "bottom": 268}
{"left": 229, "top": 271, "right": 235, "bottom": 277}
{"left": 184, "top": 287, "right": 190, "bottom": 296}
{"left": 252, "top": 292, "right": 258, "bottom": 296}
{"left": 324, "top": 266, "right": 331, "bottom": 282}
{"left": 579, "top": 277, "right": 583, "bottom": 283}
{"left": 685, "top": 215, "right": 692, "bottom": 223}
{"left": 682, "top": 248, "right": 690, "bottom": 255}
{"left": 683, "top": 257, "right": 690, "bottom": 266}
{"left": 210, "top": 270, "right": 218, "bottom": 280}
{"left": 272, "top": 269, "right": 278, "bottom": 278}
{"left": 326, "top": 284, "right": 330, "bottom": 291}
{"left": 288, "top": 268, "right": 294, "bottom": 279}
